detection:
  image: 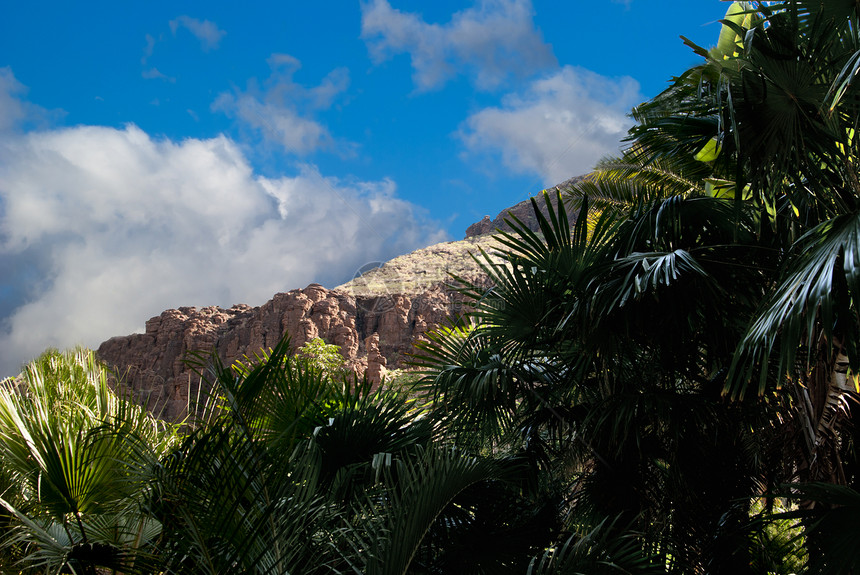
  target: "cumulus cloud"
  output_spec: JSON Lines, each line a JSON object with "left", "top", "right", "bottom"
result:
{"left": 213, "top": 54, "right": 351, "bottom": 156}
{"left": 0, "top": 120, "right": 445, "bottom": 377}
{"left": 0, "top": 68, "right": 28, "bottom": 132}
{"left": 0, "top": 67, "right": 59, "bottom": 132}
{"left": 458, "top": 66, "right": 641, "bottom": 185}
{"left": 169, "top": 15, "right": 226, "bottom": 51}
{"left": 360, "top": 0, "right": 555, "bottom": 91}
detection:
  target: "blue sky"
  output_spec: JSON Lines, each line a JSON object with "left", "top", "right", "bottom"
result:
{"left": 0, "top": 1, "right": 728, "bottom": 376}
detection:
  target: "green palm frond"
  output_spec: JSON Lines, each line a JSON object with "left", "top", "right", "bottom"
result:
{"left": 563, "top": 152, "right": 714, "bottom": 217}
{"left": 339, "top": 445, "right": 521, "bottom": 575}
{"left": 313, "top": 382, "right": 433, "bottom": 500}
{"left": 775, "top": 482, "right": 860, "bottom": 575}
{"left": 0, "top": 348, "right": 177, "bottom": 574}
{"left": 187, "top": 334, "right": 341, "bottom": 452}
{"left": 626, "top": 74, "right": 728, "bottom": 177}
{"left": 411, "top": 193, "right": 620, "bottom": 448}
{"left": 411, "top": 324, "right": 521, "bottom": 447}
{"left": 474, "top": 193, "right": 619, "bottom": 357}
{"left": 150, "top": 423, "right": 331, "bottom": 574}
{"left": 729, "top": 210, "right": 860, "bottom": 397}
{"left": 0, "top": 498, "right": 84, "bottom": 574}
{"left": 527, "top": 516, "right": 661, "bottom": 575}
{"left": 596, "top": 249, "right": 709, "bottom": 310}
{"left": 580, "top": 195, "right": 768, "bottom": 380}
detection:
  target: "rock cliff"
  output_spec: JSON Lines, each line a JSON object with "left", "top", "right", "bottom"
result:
{"left": 97, "top": 235, "right": 501, "bottom": 420}
{"left": 98, "top": 179, "right": 584, "bottom": 421}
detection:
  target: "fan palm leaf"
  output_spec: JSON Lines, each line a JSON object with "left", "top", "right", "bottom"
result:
{"left": 339, "top": 445, "right": 524, "bottom": 575}
{"left": 526, "top": 517, "right": 662, "bottom": 575}
{"left": 148, "top": 424, "right": 331, "bottom": 574}
{"left": 729, "top": 210, "right": 860, "bottom": 397}
{"left": 0, "top": 349, "right": 177, "bottom": 574}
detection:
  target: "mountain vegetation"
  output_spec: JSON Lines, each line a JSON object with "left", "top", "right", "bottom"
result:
{"left": 2, "top": 1, "right": 860, "bottom": 573}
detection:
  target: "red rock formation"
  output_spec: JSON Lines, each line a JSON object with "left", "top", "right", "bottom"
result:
{"left": 98, "top": 283, "right": 465, "bottom": 420}
{"left": 97, "top": 177, "right": 592, "bottom": 421}
{"left": 364, "top": 333, "right": 387, "bottom": 384}
{"left": 464, "top": 215, "right": 494, "bottom": 238}
{"left": 96, "top": 176, "right": 591, "bottom": 421}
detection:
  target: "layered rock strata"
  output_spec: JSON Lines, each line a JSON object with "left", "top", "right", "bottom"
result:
{"left": 98, "top": 236, "right": 501, "bottom": 421}
{"left": 97, "top": 176, "right": 583, "bottom": 422}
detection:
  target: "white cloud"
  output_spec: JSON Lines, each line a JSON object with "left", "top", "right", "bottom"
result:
{"left": 141, "top": 67, "right": 174, "bottom": 82}
{"left": 458, "top": 66, "right": 641, "bottom": 185}
{"left": 141, "top": 34, "right": 157, "bottom": 64}
{"left": 213, "top": 54, "right": 351, "bottom": 156}
{"left": 0, "top": 68, "right": 27, "bottom": 132}
{"left": 0, "top": 121, "right": 445, "bottom": 377}
{"left": 0, "top": 67, "right": 59, "bottom": 132}
{"left": 169, "top": 16, "right": 226, "bottom": 52}
{"left": 213, "top": 96, "right": 332, "bottom": 155}
{"left": 360, "top": 0, "right": 555, "bottom": 91}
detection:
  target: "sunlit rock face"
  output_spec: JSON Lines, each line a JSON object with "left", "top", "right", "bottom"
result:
{"left": 97, "top": 237, "right": 499, "bottom": 421}
{"left": 98, "top": 178, "right": 583, "bottom": 421}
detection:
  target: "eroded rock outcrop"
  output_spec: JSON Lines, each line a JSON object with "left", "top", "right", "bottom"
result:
{"left": 97, "top": 178, "right": 582, "bottom": 421}
{"left": 364, "top": 333, "right": 387, "bottom": 384}
{"left": 98, "top": 237, "right": 501, "bottom": 420}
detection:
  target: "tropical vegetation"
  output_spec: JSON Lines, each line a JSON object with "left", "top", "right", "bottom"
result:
{"left": 2, "top": 1, "right": 860, "bottom": 573}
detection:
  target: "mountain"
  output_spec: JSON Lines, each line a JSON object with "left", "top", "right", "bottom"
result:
{"left": 464, "top": 175, "right": 583, "bottom": 237}
{"left": 97, "top": 235, "right": 499, "bottom": 420}
{"left": 97, "top": 184, "right": 580, "bottom": 420}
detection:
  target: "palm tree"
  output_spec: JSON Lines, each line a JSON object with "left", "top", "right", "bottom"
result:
{"left": 613, "top": 0, "right": 860, "bottom": 486}
{"left": 412, "top": 187, "right": 797, "bottom": 572}
{"left": 0, "top": 348, "right": 179, "bottom": 574}
{"left": 0, "top": 338, "right": 556, "bottom": 574}
{"left": 554, "top": 0, "right": 860, "bottom": 566}
{"left": 156, "top": 334, "right": 562, "bottom": 574}
{"left": 527, "top": 516, "right": 662, "bottom": 575}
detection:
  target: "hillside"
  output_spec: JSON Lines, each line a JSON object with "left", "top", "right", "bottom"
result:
{"left": 97, "top": 186, "right": 579, "bottom": 420}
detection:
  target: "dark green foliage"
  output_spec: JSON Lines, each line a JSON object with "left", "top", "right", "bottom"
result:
{"left": 413, "top": 189, "right": 793, "bottom": 573}
{"left": 5, "top": 2, "right": 860, "bottom": 572}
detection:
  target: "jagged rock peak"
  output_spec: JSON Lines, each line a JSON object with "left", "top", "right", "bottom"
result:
{"left": 99, "top": 269, "right": 477, "bottom": 421}
{"left": 97, "top": 176, "right": 586, "bottom": 421}
{"left": 464, "top": 175, "right": 585, "bottom": 239}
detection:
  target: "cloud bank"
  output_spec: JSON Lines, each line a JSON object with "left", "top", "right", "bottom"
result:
{"left": 360, "top": 0, "right": 555, "bottom": 91}
{"left": 0, "top": 78, "right": 445, "bottom": 377}
{"left": 459, "top": 66, "right": 641, "bottom": 185}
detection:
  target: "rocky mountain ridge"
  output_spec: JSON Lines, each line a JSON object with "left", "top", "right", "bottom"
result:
{"left": 97, "top": 184, "right": 581, "bottom": 420}
{"left": 464, "top": 175, "right": 583, "bottom": 238}
{"left": 97, "top": 236, "right": 500, "bottom": 420}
